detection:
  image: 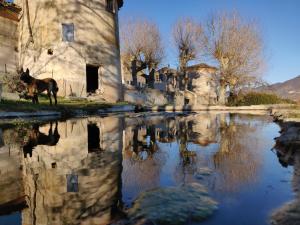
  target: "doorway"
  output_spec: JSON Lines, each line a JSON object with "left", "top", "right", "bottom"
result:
{"left": 88, "top": 123, "right": 100, "bottom": 153}
{"left": 86, "top": 65, "right": 99, "bottom": 93}
{"left": 184, "top": 98, "right": 190, "bottom": 105}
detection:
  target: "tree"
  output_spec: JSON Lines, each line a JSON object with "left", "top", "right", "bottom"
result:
{"left": 120, "top": 19, "right": 164, "bottom": 88}
{"left": 172, "top": 18, "right": 204, "bottom": 90}
{"left": 204, "top": 12, "right": 265, "bottom": 104}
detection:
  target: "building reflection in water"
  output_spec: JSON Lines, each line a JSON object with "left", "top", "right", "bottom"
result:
{"left": 0, "top": 113, "right": 274, "bottom": 224}
{"left": 0, "top": 117, "right": 124, "bottom": 225}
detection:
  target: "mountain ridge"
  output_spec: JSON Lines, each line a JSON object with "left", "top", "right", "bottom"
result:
{"left": 255, "top": 75, "right": 300, "bottom": 102}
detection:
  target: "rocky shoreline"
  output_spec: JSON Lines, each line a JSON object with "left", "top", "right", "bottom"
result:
{"left": 270, "top": 107, "right": 300, "bottom": 225}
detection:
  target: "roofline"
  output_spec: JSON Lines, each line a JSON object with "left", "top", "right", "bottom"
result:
{"left": 117, "top": 0, "right": 123, "bottom": 8}
{"left": 187, "top": 63, "right": 218, "bottom": 70}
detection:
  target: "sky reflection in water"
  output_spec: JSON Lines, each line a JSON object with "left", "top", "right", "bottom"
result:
{"left": 0, "top": 113, "right": 296, "bottom": 225}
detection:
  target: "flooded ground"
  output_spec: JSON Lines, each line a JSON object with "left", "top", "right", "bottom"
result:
{"left": 0, "top": 112, "right": 297, "bottom": 225}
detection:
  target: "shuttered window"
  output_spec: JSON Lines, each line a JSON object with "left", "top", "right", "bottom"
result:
{"left": 62, "top": 23, "right": 74, "bottom": 42}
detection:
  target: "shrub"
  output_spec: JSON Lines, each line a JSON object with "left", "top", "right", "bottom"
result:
{"left": 227, "top": 92, "right": 295, "bottom": 106}
{"left": 0, "top": 72, "right": 24, "bottom": 93}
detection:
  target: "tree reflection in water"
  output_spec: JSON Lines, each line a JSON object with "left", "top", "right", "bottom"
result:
{"left": 122, "top": 123, "right": 167, "bottom": 206}
{"left": 212, "top": 114, "right": 263, "bottom": 193}
{"left": 0, "top": 113, "right": 279, "bottom": 225}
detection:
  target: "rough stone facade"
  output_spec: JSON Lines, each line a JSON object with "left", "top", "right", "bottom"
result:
{"left": 123, "top": 72, "right": 147, "bottom": 89}
{"left": 121, "top": 59, "right": 147, "bottom": 89}
{"left": 186, "top": 64, "right": 218, "bottom": 105}
{"left": 3, "top": 0, "right": 124, "bottom": 102}
{"left": 0, "top": 2, "right": 20, "bottom": 74}
{"left": 122, "top": 63, "right": 218, "bottom": 106}
{"left": 124, "top": 88, "right": 168, "bottom": 106}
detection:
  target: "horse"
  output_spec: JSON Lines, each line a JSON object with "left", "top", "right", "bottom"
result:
{"left": 19, "top": 68, "right": 59, "bottom": 105}
{"left": 23, "top": 122, "right": 60, "bottom": 158}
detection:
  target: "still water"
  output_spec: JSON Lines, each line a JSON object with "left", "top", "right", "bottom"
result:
{"left": 0, "top": 112, "right": 297, "bottom": 225}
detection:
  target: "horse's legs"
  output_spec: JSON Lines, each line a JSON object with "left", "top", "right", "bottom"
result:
{"left": 47, "top": 90, "right": 52, "bottom": 105}
{"left": 53, "top": 91, "right": 57, "bottom": 106}
{"left": 49, "top": 122, "right": 53, "bottom": 136}
{"left": 35, "top": 95, "right": 39, "bottom": 104}
{"left": 54, "top": 121, "right": 58, "bottom": 135}
{"left": 31, "top": 95, "right": 38, "bottom": 104}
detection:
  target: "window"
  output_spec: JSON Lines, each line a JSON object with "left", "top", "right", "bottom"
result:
{"left": 184, "top": 98, "right": 190, "bottom": 105}
{"left": 62, "top": 23, "right": 74, "bottom": 42}
{"left": 156, "top": 74, "right": 160, "bottom": 82}
{"left": 66, "top": 174, "right": 79, "bottom": 192}
{"left": 106, "top": 0, "right": 114, "bottom": 12}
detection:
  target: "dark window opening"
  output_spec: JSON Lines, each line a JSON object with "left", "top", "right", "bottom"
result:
{"left": 62, "top": 23, "right": 74, "bottom": 42}
{"left": 184, "top": 98, "right": 190, "bottom": 105}
{"left": 88, "top": 123, "right": 100, "bottom": 153}
{"left": 86, "top": 65, "right": 99, "bottom": 93}
{"left": 51, "top": 162, "right": 57, "bottom": 168}
{"left": 67, "top": 174, "right": 79, "bottom": 192}
{"left": 48, "top": 49, "right": 53, "bottom": 55}
{"left": 106, "top": 0, "right": 114, "bottom": 12}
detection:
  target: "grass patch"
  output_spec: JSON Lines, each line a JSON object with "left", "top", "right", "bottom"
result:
{"left": 0, "top": 95, "right": 131, "bottom": 116}
{"left": 289, "top": 113, "right": 300, "bottom": 118}
{"left": 227, "top": 92, "right": 296, "bottom": 106}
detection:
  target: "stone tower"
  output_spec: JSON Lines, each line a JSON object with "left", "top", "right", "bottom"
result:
{"left": 16, "top": 0, "right": 124, "bottom": 102}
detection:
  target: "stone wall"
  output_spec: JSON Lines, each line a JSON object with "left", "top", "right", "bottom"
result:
{"left": 125, "top": 88, "right": 168, "bottom": 106}
{"left": 0, "top": 12, "right": 19, "bottom": 73}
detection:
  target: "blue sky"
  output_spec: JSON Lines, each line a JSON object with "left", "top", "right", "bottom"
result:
{"left": 119, "top": 0, "right": 300, "bottom": 84}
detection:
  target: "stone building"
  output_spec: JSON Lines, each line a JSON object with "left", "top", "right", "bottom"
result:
{"left": 0, "top": 1, "right": 21, "bottom": 74}
{"left": 121, "top": 58, "right": 147, "bottom": 89}
{"left": 2, "top": 0, "right": 124, "bottom": 102}
{"left": 153, "top": 71, "right": 167, "bottom": 92}
{"left": 186, "top": 63, "right": 218, "bottom": 105}
{"left": 123, "top": 70, "right": 147, "bottom": 89}
{"left": 157, "top": 67, "right": 178, "bottom": 93}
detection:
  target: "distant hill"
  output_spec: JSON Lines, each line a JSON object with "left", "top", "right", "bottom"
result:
{"left": 254, "top": 75, "right": 300, "bottom": 103}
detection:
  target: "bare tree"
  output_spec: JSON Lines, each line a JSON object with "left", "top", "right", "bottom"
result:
{"left": 121, "top": 19, "right": 164, "bottom": 88}
{"left": 204, "top": 12, "right": 265, "bottom": 104}
{"left": 172, "top": 18, "right": 204, "bottom": 90}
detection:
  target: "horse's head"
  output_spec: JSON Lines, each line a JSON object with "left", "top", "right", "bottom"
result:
{"left": 19, "top": 68, "right": 31, "bottom": 84}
